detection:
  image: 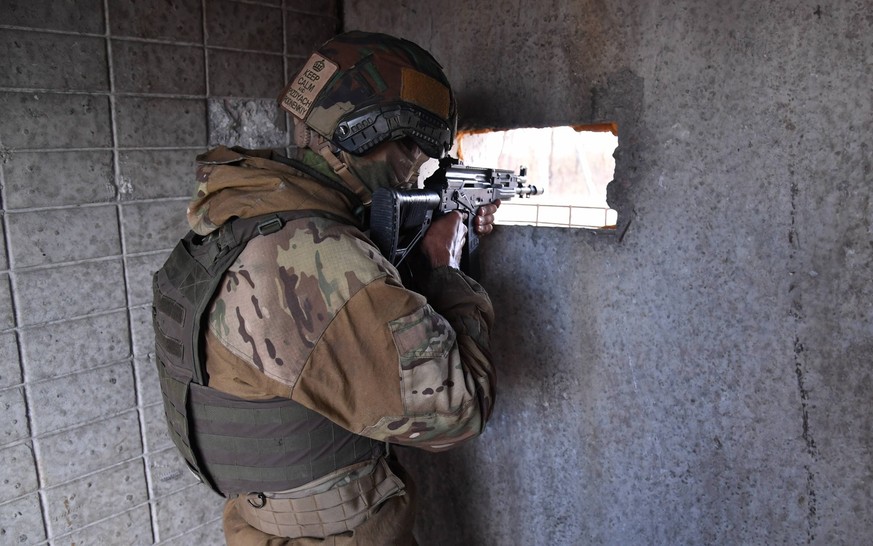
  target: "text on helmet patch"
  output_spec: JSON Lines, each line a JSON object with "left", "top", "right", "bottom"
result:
{"left": 280, "top": 53, "right": 339, "bottom": 120}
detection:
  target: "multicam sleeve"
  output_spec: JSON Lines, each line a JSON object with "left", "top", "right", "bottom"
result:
{"left": 291, "top": 265, "right": 496, "bottom": 452}
{"left": 373, "top": 266, "right": 495, "bottom": 450}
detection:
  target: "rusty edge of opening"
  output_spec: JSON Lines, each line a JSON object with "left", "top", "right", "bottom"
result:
{"left": 458, "top": 122, "right": 618, "bottom": 139}
{"left": 456, "top": 122, "right": 619, "bottom": 162}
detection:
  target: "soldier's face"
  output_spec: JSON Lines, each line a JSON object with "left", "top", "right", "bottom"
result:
{"left": 393, "top": 139, "right": 430, "bottom": 188}
{"left": 345, "top": 138, "right": 428, "bottom": 190}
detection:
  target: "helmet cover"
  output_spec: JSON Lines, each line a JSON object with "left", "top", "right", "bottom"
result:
{"left": 279, "top": 31, "right": 457, "bottom": 159}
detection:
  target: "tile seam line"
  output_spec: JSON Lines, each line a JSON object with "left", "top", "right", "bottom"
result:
{"left": 0, "top": 125, "right": 13, "bottom": 333}
{"left": 0, "top": 99, "right": 40, "bottom": 540}
{"left": 0, "top": 24, "right": 311, "bottom": 50}
{"left": 0, "top": 25, "right": 107, "bottom": 38}
{"left": 6, "top": 449, "right": 145, "bottom": 502}
{"left": 0, "top": 88, "right": 285, "bottom": 104}
{"left": 203, "top": 0, "right": 211, "bottom": 125}
{"left": 203, "top": 0, "right": 346, "bottom": 16}
{"left": 6, "top": 198, "right": 189, "bottom": 215}
{"left": 0, "top": 82, "right": 48, "bottom": 545}
{"left": 8, "top": 252, "right": 162, "bottom": 274}
{"left": 2, "top": 301, "right": 152, "bottom": 332}
{"left": 0, "top": 399, "right": 164, "bottom": 450}
{"left": 103, "top": 1, "right": 159, "bottom": 541}
{"left": 5, "top": 495, "right": 212, "bottom": 543}
{"left": 20, "top": 356, "right": 140, "bottom": 387}
{"left": 156, "top": 516, "right": 225, "bottom": 544}
{"left": 282, "top": 0, "right": 290, "bottom": 150}
{"left": 0, "top": 28, "right": 312, "bottom": 55}
{"left": 35, "top": 455, "right": 175, "bottom": 498}
{"left": 0, "top": 87, "right": 197, "bottom": 98}
{"left": 0, "top": 145, "right": 204, "bottom": 152}
{"left": 69, "top": 514, "right": 225, "bottom": 545}
{"left": 0, "top": 403, "right": 135, "bottom": 444}
{"left": 0, "top": 403, "right": 167, "bottom": 457}
{"left": 0, "top": 88, "right": 290, "bottom": 100}
{"left": 35, "top": 502, "right": 152, "bottom": 543}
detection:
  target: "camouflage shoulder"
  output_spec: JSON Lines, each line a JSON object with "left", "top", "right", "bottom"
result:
{"left": 206, "top": 216, "right": 398, "bottom": 388}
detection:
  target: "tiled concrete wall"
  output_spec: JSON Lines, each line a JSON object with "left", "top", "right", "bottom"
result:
{"left": 0, "top": 1, "right": 337, "bottom": 544}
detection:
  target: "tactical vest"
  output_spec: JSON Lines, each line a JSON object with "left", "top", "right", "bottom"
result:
{"left": 152, "top": 211, "right": 384, "bottom": 496}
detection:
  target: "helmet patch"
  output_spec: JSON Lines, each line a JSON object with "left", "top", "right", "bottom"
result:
{"left": 280, "top": 53, "right": 339, "bottom": 120}
{"left": 400, "top": 68, "right": 451, "bottom": 120}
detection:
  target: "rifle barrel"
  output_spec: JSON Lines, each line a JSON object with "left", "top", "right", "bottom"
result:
{"left": 516, "top": 185, "right": 543, "bottom": 197}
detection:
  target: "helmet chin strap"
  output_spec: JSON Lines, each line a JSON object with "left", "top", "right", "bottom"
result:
{"left": 296, "top": 124, "right": 372, "bottom": 206}
{"left": 316, "top": 145, "right": 373, "bottom": 207}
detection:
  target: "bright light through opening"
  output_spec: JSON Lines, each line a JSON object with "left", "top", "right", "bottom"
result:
{"left": 420, "top": 125, "right": 618, "bottom": 229}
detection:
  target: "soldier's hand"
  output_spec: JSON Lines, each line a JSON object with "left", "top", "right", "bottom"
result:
{"left": 473, "top": 200, "right": 501, "bottom": 236}
{"left": 421, "top": 211, "right": 467, "bottom": 269}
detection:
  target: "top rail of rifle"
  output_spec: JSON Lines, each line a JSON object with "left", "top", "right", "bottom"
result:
{"left": 439, "top": 168, "right": 523, "bottom": 184}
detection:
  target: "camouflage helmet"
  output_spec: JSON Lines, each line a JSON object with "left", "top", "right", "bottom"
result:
{"left": 279, "top": 31, "right": 457, "bottom": 159}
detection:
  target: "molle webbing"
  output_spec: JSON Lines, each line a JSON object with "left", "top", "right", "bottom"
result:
{"left": 152, "top": 211, "right": 384, "bottom": 496}
{"left": 187, "top": 382, "right": 382, "bottom": 494}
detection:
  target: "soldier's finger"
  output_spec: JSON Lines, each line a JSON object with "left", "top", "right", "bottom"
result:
{"left": 476, "top": 213, "right": 496, "bottom": 226}
{"left": 477, "top": 203, "right": 499, "bottom": 217}
{"left": 476, "top": 223, "right": 494, "bottom": 235}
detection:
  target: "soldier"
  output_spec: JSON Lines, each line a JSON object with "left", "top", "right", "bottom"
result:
{"left": 152, "top": 31, "right": 498, "bottom": 544}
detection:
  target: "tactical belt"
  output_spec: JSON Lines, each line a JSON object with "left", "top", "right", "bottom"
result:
{"left": 237, "top": 457, "right": 405, "bottom": 539}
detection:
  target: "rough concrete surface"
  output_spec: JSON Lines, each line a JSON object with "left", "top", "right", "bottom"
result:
{"left": 345, "top": 1, "right": 873, "bottom": 544}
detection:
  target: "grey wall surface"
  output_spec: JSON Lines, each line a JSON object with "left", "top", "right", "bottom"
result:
{"left": 0, "top": 1, "right": 337, "bottom": 544}
{"left": 346, "top": 1, "right": 873, "bottom": 545}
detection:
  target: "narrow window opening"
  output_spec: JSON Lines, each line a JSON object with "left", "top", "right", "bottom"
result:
{"left": 451, "top": 124, "right": 618, "bottom": 229}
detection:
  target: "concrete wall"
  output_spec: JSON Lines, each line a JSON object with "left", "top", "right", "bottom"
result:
{"left": 345, "top": 1, "right": 873, "bottom": 545}
{"left": 0, "top": 1, "right": 337, "bottom": 543}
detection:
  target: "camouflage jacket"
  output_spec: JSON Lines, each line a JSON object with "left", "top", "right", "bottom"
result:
{"left": 190, "top": 146, "right": 496, "bottom": 452}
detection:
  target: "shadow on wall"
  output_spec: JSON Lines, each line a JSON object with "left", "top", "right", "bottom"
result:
{"left": 397, "top": 69, "right": 647, "bottom": 544}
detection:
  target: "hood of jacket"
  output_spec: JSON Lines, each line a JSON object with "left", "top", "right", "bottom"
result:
{"left": 187, "top": 146, "right": 363, "bottom": 235}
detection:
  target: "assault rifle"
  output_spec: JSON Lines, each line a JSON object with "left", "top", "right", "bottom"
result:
{"left": 370, "top": 156, "right": 543, "bottom": 278}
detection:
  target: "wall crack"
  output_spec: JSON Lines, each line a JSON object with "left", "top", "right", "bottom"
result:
{"left": 789, "top": 179, "right": 818, "bottom": 544}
